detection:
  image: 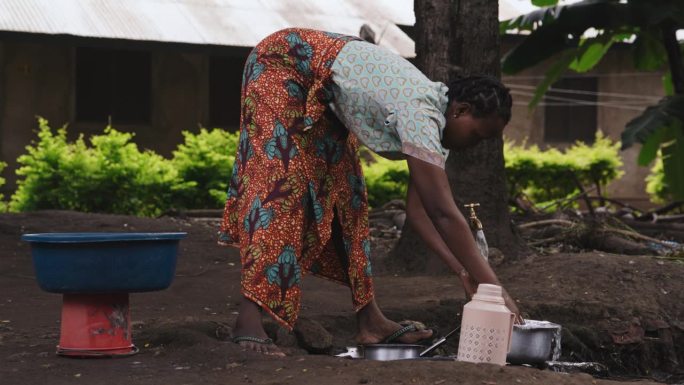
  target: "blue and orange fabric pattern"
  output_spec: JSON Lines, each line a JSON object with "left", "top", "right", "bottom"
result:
{"left": 219, "top": 28, "right": 374, "bottom": 330}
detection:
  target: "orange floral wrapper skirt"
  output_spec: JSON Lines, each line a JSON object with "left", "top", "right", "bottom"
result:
{"left": 218, "top": 28, "right": 374, "bottom": 330}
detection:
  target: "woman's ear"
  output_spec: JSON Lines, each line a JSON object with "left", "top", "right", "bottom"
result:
{"left": 453, "top": 102, "right": 472, "bottom": 118}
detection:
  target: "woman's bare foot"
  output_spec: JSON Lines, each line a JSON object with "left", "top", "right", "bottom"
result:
{"left": 232, "top": 297, "right": 285, "bottom": 356}
{"left": 354, "top": 300, "right": 433, "bottom": 345}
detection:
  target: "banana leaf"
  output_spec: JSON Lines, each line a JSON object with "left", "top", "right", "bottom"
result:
{"left": 660, "top": 122, "right": 684, "bottom": 200}
{"left": 622, "top": 95, "right": 684, "bottom": 149}
{"left": 501, "top": 0, "right": 680, "bottom": 74}
{"left": 625, "top": 96, "right": 684, "bottom": 200}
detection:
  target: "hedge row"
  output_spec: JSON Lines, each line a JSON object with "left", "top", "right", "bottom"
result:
{"left": 0, "top": 121, "right": 657, "bottom": 216}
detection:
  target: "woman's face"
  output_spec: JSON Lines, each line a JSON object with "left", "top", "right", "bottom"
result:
{"left": 441, "top": 102, "right": 506, "bottom": 150}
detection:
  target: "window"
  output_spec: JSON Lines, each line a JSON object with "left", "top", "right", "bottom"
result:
{"left": 76, "top": 47, "right": 151, "bottom": 124}
{"left": 544, "top": 77, "right": 598, "bottom": 143}
{"left": 209, "top": 55, "right": 245, "bottom": 129}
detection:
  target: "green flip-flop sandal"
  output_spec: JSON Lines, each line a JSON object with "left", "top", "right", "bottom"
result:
{"left": 232, "top": 336, "right": 275, "bottom": 345}
{"left": 382, "top": 324, "right": 435, "bottom": 345}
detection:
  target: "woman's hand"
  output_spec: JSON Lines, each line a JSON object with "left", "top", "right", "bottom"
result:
{"left": 458, "top": 270, "right": 478, "bottom": 300}
{"left": 502, "top": 287, "right": 524, "bottom": 324}
{"left": 460, "top": 274, "right": 523, "bottom": 324}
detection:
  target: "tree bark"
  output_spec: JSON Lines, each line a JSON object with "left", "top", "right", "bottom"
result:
{"left": 389, "top": 0, "right": 452, "bottom": 274}
{"left": 412, "top": 0, "right": 451, "bottom": 84}
{"left": 390, "top": 0, "right": 527, "bottom": 274}
{"left": 661, "top": 22, "right": 684, "bottom": 95}
{"left": 447, "top": 0, "right": 525, "bottom": 261}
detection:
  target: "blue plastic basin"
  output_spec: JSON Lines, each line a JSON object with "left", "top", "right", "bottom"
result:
{"left": 21, "top": 232, "right": 187, "bottom": 293}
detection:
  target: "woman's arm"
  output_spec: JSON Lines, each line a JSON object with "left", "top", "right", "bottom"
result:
{"left": 406, "top": 157, "right": 499, "bottom": 285}
{"left": 405, "top": 156, "right": 522, "bottom": 319}
{"left": 406, "top": 179, "right": 466, "bottom": 275}
{"left": 406, "top": 180, "right": 477, "bottom": 297}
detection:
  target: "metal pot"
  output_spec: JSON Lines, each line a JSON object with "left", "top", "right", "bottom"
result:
{"left": 507, "top": 320, "right": 561, "bottom": 365}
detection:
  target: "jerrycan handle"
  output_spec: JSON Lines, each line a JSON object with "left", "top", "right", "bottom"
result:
{"left": 506, "top": 312, "right": 515, "bottom": 353}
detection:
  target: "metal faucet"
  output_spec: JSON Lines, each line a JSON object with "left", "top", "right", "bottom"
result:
{"left": 464, "top": 203, "right": 483, "bottom": 230}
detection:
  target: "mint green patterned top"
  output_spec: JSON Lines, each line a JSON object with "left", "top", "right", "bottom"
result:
{"left": 329, "top": 40, "right": 450, "bottom": 169}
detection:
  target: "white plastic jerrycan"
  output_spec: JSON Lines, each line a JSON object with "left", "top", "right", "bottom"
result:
{"left": 456, "top": 284, "right": 514, "bottom": 365}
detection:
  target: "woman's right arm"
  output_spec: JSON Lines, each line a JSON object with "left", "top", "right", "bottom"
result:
{"left": 405, "top": 157, "right": 499, "bottom": 285}
{"left": 406, "top": 179, "right": 478, "bottom": 298}
{"left": 405, "top": 155, "right": 522, "bottom": 319}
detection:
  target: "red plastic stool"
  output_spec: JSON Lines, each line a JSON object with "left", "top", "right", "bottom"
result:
{"left": 57, "top": 293, "right": 138, "bottom": 357}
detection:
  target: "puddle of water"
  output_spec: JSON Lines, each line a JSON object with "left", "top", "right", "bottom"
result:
{"left": 552, "top": 325, "right": 561, "bottom": 362}
{"left": 546, "top": 361, "right": 609, "bottom": 375}
{"left": 515, "top": 320, "right": 560, "bottom": 330}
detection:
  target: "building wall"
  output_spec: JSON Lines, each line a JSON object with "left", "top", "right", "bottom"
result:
{"left": 0, "top": 41, "right": 72, "bottom": 192}
{"left": 502, "top": 46, "right": 665, "bottom": 209}
{"left": 69, "top": 50, "right": 210, "bottom": 157}
{"left": 0, "top": 39, "right": 668, "bottom": 208}
{"left": 595, "top": 49, "right": 663, "bottom": 205}
{"left": 153, "top": 51, "right": 207, "bottom": 155}
{"left": 0, "top": 41, "right": 226, "bottom": 194}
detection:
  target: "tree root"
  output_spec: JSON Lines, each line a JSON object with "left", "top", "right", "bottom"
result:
{"left": 519, "top": 216, "right": 681, "bottom": 255}
{"left": 518, "top": 219, "right": 575, "bottom": 230}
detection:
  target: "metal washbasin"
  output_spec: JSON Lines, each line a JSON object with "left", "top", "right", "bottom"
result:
{"left": 22, "top": 232, "right": 187, "bottom": 293}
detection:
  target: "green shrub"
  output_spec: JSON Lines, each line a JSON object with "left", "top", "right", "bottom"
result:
{"left": 8, "top": 120, "right": 626, "bottom": 215}
{"left": 10, "top": 118, "right": 191, "bottom": 216}
{"left": 0, "top": 160, "right": 6, "bottom": 212}
{"left": 646, "top": 154, "right": 668, "bottom": 203}
{"left": 171, "top": 128, "right": 239, "bottom": 209}
{"left": 360, "top": 132, "right": 624, "bottom": 209}
{"left": 505, "top": 131, "right": 624, "bottom": 207}
{"left": 362, "top": 152, "right": 409, "bottom": 208}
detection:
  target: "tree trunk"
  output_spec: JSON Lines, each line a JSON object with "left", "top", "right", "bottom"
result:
{"left": 390, "top": 0, "right": 527, "bottom": 274}
{"left": 661, "top": 22, "right": 684, "bottom": 95}
{"left": 412, "top": 0, "right": 451, "bottom": 84}
{"left": 388, "top": 0, "right": 452, "bottom": 274}
{"left": 447, "top": 0, "right": 526, "bottom": 262}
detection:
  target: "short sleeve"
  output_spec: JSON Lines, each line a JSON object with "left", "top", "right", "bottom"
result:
{"left": 393, "top": 80, "right": 450, "bottom": 169}
{"left": 395, "top": 107, "right": 450, "bottom": 169}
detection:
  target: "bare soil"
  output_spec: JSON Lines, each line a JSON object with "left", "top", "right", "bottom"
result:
{"left": 1, "top": 210, "right": 682, "bottom": 385}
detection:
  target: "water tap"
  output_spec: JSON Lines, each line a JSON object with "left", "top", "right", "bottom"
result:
{"left": 464, "top": 203, "right": 483, "bottom": 230}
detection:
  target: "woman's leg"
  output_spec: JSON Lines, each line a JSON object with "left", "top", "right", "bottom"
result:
{"left": 233, "top": 297, "right": 285, "bottom": 356}
{"left": 355, "top": 301, "right": 433, "bottom": 344}
{"left": 326, "top": 210, "right": 433, "bottom": 344}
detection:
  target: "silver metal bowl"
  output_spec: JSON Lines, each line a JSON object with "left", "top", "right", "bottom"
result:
{"left": 507, "top": 320, "right": 561, "bottom": 365}
{"left": 360, "top": 344, "right": 425, "bottom": 361}
{"left": 356, "top": 327, "right": 460, "bottom": 361}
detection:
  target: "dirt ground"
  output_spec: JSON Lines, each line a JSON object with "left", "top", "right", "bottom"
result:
{"left": 1, "top": 210, "right": 682, "bottom": 385}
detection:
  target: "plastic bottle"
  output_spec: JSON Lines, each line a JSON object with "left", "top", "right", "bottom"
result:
{"left": 456, "top": 284, "right": 514, "bottom": 365}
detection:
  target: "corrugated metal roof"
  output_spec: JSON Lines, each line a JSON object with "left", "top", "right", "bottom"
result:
{"left": 0, "top": 0, "right": 416, "bottom": 57}
{"left": 0, "top": 0, "right": 569, "bottom": 57}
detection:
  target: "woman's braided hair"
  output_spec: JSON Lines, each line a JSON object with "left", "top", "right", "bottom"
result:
{"left": 447, "top": 75, "right": 513, "bottom": 124}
